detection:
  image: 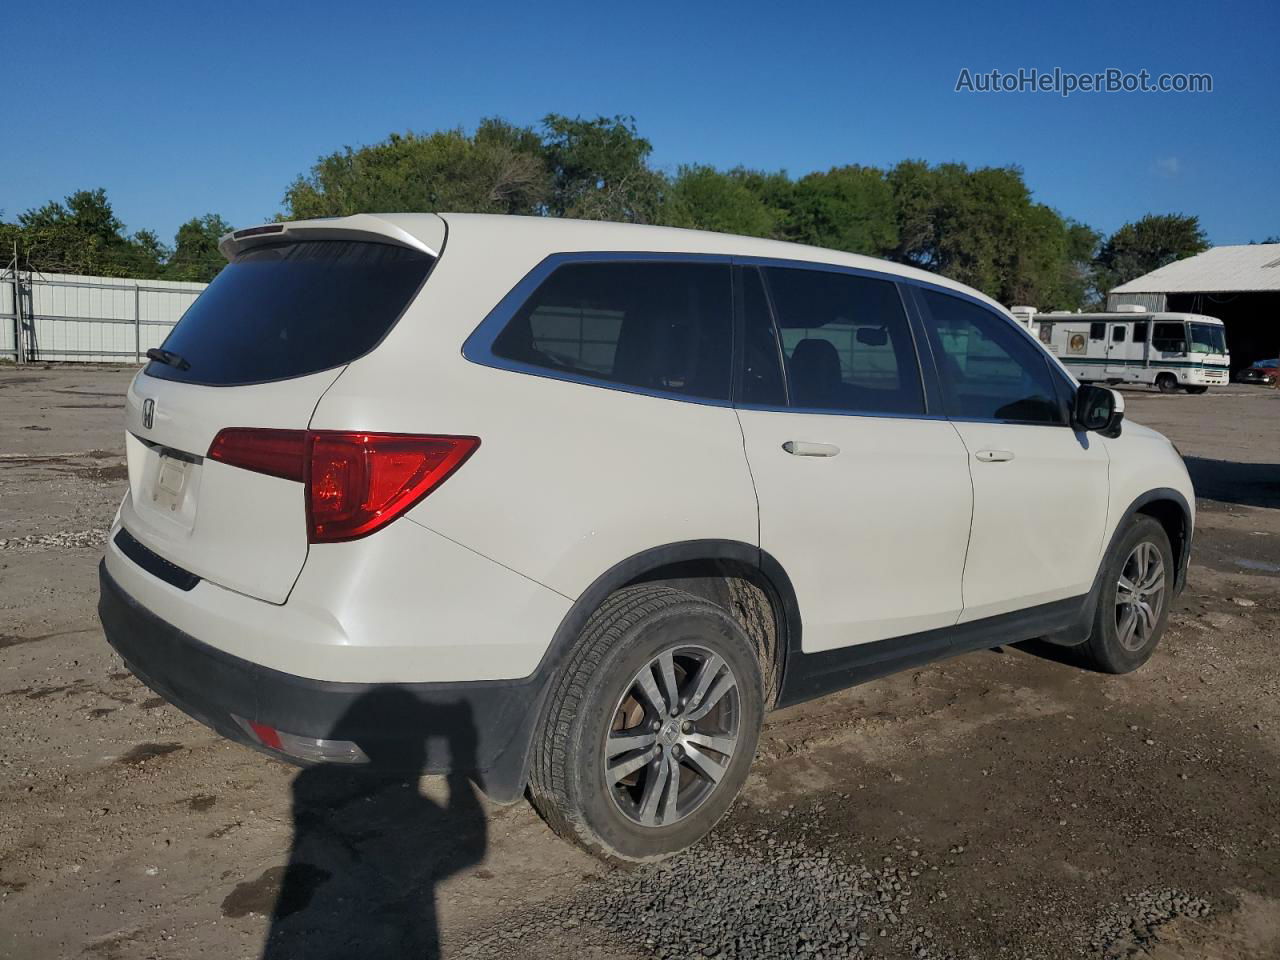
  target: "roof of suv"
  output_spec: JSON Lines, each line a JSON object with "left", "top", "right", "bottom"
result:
{"left": 225, "top": 212, "right": 1012, "bottom": 319}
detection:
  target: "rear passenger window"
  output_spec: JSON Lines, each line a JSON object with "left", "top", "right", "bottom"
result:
{"left": 491, "top": 261, "right": 732, "bottom": 401}
{"left": 920, "top": 290, "right": 1065, "bottom": 425}
{"left": 763, "top": 267, "right": 924, "bottom": 415}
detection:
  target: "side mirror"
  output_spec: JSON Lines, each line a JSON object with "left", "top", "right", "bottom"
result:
{"left": 1074, "top": 384, "right": 1124, "bottom": 438}
{"left": 856, "top": 326, "right": 888, "bottom": 347}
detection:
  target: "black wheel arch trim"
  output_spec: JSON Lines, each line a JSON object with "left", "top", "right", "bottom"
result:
{"left": 1093, "top": 487, "right": 1193, "bottom": 604}
{"left": 512, "top": 539, "right": 802, "bottom": 795}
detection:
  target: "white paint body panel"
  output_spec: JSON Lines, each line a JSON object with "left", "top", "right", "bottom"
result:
{"left": 737, "top": 409, "right": 972, "bottom": 650}
{"left": 1100, "top": 419, "right": 1195, "bottom": 550}
{"left": 950, "top": 422, "right": 1110, "bottom": 621}
{"left": 104, "top": 510, "right": 570, "bottom": 682}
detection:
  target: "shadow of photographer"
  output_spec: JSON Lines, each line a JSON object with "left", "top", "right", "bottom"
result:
{"left": 260, "top": 690, "right": 488, "bottom": 960}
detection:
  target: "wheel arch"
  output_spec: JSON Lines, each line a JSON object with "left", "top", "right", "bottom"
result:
{"left": 508, "top": 540, "right": 803, "bottom": 800}
{"left": 1097, "top": 487, "right": 1193, "bottom": 604}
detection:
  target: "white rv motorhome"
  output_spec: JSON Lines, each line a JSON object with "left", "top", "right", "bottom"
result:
{"left": 1034, "top": 308, "right": 1229, "bottom": 393}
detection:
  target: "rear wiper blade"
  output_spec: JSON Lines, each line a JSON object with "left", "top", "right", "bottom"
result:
{"left": 145, "top": 348, "right": 191, "bottom": 371}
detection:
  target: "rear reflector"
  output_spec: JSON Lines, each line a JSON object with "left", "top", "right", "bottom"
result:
{"left": 207, "top": 429, "right": 479, "bottom": 543}
{"left": 234, "top": 716, "right": 369, "bottom": 764}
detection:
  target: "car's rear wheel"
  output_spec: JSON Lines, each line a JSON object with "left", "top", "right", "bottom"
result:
{"left": 1156, "top": 373, "right": 1179, "bottom": 393}
{"left": 1083, "top": 515, "right": 1174, "bottom": 673}
{"left": 529, "top": 585, "right": 764, "bottom": 863}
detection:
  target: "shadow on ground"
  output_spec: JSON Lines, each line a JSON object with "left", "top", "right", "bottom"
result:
{"left": 222, "top": 690, "right": 488, "bottom": 960}
{"left": 1183, "top": 457, "right": 1280, "bottom": 509}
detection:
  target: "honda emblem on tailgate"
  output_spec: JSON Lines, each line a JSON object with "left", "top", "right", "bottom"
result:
{"left": 142, "top": 398, "right": 155, "bottom": 430}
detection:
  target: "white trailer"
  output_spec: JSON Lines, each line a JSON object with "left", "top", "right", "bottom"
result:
{"left": 1033, "top": 309, "right": 1229, "bottom": 394}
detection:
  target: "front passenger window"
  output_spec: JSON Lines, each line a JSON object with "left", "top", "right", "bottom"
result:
{"left": 920, "top": 290, "right": 1065, "bottom": 425}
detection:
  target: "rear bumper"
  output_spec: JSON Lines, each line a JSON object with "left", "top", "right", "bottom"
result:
{"left": 98, "top": 562, "right": 542, "bottom": 802}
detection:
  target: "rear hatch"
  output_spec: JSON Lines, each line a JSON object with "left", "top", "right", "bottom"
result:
{"left": 119, "top": 221, "right": 439, "bottom": 603}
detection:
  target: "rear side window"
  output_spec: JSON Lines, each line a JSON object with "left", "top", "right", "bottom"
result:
{"left": 763, "top": 267, "right": 924, "bottom": 415}
{"left": 491, "top": 261, "right": 732, "bottom": 401}
{"left": 920, "top": 290, "right": 1065, "bottom": 424}
{"left": 146, "top": 240, "right": 433, "bottom": 386}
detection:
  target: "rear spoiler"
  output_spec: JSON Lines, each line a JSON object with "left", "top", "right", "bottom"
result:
{"left": 218, "top": 213, "right": 444, "bottom": 261}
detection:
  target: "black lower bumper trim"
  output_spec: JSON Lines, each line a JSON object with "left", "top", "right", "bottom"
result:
{"left": 113, "top": 528, "right": 200, "bottom": 591}
{"left": 97, "top": 562, "right": 542, "bottom": 803}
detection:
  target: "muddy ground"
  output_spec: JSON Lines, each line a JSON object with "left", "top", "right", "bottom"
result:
{"left": 1, "top": 365, "right": 1277, "bottom": 960}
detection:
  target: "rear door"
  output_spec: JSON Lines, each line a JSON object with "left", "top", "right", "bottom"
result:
{"left": 734, "top": 265, "right": 972, "bottom": 653}
{"left": 913, "top": 288, "right": 1109, "bottom": 621}
{"left": 120, "top": 233, "right": 437, "bottom": 603}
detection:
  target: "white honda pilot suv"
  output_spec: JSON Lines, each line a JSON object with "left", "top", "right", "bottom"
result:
{"left": 100, "top": 213, "right": 1193, "bottom": 862}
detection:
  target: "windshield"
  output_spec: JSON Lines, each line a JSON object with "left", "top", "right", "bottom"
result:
{"left": 1189, "top": 322, "right": 1227, "bottom": 355}
{"left": 145, "top": 240, "right": 434, "bottom": 386}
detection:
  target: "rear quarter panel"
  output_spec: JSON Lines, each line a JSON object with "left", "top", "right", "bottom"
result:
{"left": 306, "top": 221, "right": 760, "bottom": 603}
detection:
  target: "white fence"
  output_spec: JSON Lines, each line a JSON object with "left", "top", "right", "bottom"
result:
{"left": 1, "top": 271, "right": 208, "bottom": 364}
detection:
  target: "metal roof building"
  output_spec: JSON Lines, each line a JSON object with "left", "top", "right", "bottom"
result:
{"left": 1108, "top": 243, "right": 1280, "bottom": 371}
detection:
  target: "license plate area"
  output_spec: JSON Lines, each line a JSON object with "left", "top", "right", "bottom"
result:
{"left": 152, "top": 455, "right": 192, "bottom": 514}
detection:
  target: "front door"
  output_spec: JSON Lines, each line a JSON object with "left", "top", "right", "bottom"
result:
{"left": 915, "top": 288, "right": 1110, "bottom": 621}
{"left": 734, "top": 265, "right": 972, "bottom": 653}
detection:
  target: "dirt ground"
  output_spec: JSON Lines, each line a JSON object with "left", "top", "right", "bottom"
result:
{"left": 1, "top": 365, "right": 1277, "bottom": 960}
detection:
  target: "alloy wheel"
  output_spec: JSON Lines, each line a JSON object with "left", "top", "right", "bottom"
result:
{"left": 603, "top": 645, "right": 740, "bottom": 828}
{"left": 1115, "top": 541, "right": 1166, "bottom": 652}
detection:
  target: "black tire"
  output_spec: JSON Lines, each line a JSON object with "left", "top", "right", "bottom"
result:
{"left": 528, "top": 584, "right": 764, "bottom": 863}
{"left": 1156, "top": 374, "right": 1179, "bottom": 394}
{"left": 1184, "top": 385, "right": 1208, "bottom": 394}
{"left": 1082, "top": 516, "right": 1174, "bottom": 674}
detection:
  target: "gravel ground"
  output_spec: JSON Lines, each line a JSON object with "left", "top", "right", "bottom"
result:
{"left": 1, "top": 366, "right": 1278, "bottom": 960}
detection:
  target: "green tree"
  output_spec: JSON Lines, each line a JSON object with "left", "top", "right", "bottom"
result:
{"left": 167, "top": 214, "right": 234, "bottom": 282}
{"left": 784, "top": 165, "right": 897, "bottom": 256}
{"left": 284, "top": 118, "right": 549, "bottom": 219}
{"left": 540, "top": 114, "right": 665, "bottom": 223}
{"left": 661, "top": 165, "right": 778, "bottom": 237}
{"left": 12, "top": 188, "right": 165, "bottom": 277}
{"left": 884, "top": 161, "right": 1093, "bottom": 308}
{"left": 1093, "top": 214, "right": 1209, "bottom": 295}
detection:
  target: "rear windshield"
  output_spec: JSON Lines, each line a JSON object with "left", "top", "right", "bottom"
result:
{"left": 145, "top": 240, "right": 433, "bottom": 386}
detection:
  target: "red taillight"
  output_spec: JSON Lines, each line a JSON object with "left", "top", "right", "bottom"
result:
{"left": 208, "top": 428, "right": 307, "bottom": 482}
{"left": 207, "top": 429, "right": 479, "bottom": 543}
{"left": 307, "top": 433, "right": 479, "bottom": 543}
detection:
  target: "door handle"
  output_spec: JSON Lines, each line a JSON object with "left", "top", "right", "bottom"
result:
{"left": 975, "top": 449, "right": 1015, "bottom": 463}
{"left": 782, "top": 440, "right": 840, "bottom": 457}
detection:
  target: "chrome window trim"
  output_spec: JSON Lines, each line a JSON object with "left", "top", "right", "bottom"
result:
{"left": 462, "top": 249, "right": 1076, "bottom": 426}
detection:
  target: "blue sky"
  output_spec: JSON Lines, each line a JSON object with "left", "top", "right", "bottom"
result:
{"left": 7, "top": 0, "right": 1277, "bottom": 246}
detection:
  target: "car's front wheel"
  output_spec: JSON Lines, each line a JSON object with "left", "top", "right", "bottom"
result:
{"left": 1083, "top": 515, "right": 1174, "bottom": 673}
{"left": 529, "top": 585, "right": 764, "bottom": 862}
